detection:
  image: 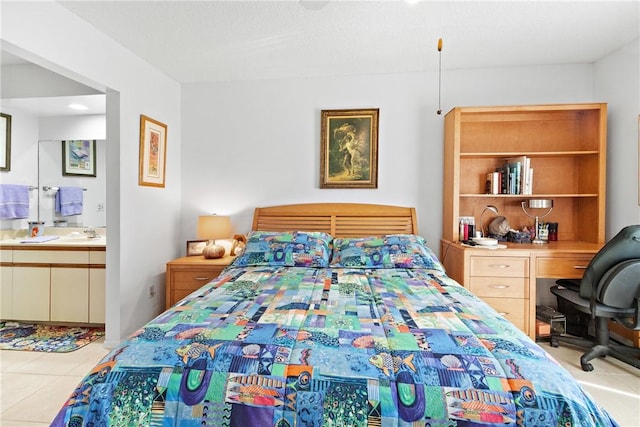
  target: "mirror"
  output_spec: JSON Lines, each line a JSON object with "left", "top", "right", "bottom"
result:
{"left": 38, "top": 139, "right": 107, "bottom": 227}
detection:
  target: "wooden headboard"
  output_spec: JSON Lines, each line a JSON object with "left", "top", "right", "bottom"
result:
{"left": 252, "top": 203, "right": 418, "bottom": 237}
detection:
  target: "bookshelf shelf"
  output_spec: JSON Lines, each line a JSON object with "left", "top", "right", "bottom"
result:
{"left": 460, "top": 193, "right": 599, "bottom": 198}
{"left": 461, "top": 151, "right": 600, "bottom": 158}
{"left": 443, "top": 103, "right": 607, "bottom": 244}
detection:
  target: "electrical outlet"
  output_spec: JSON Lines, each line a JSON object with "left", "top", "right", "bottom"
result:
{"left": 97, "top": 203, "right": 105, "bottom": 212}
{"left": 149, "top": 284, "right": 157, "bottom": 298}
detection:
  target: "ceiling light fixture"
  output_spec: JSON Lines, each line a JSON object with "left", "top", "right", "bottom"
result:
{"left": 68, "top": 103, "right": 88, "bottom": 111}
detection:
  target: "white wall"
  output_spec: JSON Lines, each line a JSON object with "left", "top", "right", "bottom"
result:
{"left": 182, "top": 64, "right": 595, "bottom": 249}
{"left": 2, "top": 2, "right": 182, "bottom": 345}
{"left": 0, "top": 106, "right": 39, "bottom": 229}
{"left": 594, "top": 38, "right": 640, "bottom": 234}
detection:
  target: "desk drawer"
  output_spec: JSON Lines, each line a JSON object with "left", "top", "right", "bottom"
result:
{"left": 470, "top": 256, "right": 529, "bottom": 278}
{"left": 469, "top": 277, "right": 527, "bottom": 298}
{"left": 482, "top": 297, "right": 526, "bottom": 331}
{"left": 537, "top": 256, "right": 592, "bottom": 279}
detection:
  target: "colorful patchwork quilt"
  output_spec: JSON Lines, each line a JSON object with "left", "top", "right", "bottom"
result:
{"left": 52, "top": 265, "right": 617, "bottom": 426}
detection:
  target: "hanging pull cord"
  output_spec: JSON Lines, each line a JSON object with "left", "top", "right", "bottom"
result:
{"left": 437, "top": 38, "right": 443, "bottom": 115}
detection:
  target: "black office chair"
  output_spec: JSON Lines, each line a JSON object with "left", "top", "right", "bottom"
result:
{"left": 550, "top": 225, "right": 640, "bottom": 371}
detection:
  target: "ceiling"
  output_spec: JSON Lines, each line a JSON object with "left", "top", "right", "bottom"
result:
{"left": 57, "top": 0, "right": 639, "bottom": 84}
{"left": 2, "top": 1, "right": 638, "bottom": 117}
{"left": 0, "top": 94, "right": 106, "bottom": 117}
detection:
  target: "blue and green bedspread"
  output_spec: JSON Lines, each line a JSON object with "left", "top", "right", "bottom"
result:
{"left": 52, "top": 266, "right": 617, "bottom": 426}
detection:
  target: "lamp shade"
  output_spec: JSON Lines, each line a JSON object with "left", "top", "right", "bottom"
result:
{"left": 525, "top": 199, "right": 553, "bottom": 209}
{"left": 197, "top": 215, "right": 232, "bottom": 240}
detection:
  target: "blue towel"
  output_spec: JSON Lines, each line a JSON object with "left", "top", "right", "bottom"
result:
{"left": 55, "top": 186, "right": 84, "bottom": 216}
{"left": 0, "top": 184, "right": 30, "bottom": 220}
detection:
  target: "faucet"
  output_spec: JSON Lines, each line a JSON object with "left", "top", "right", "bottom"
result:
{"left": 83, "top": 227, "right": 100, "bottom": 239}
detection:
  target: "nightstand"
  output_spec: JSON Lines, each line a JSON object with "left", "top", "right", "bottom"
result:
{"left": 165, "top": 255, "right": 235, "bottom": 309}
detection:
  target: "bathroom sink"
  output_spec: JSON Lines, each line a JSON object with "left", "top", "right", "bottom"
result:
{"left": 62, "top": 234, "right": 103, "bottom": 241}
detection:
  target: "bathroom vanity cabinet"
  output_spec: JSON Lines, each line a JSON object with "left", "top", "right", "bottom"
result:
{"left": 0, "top": 245, "right": 106, "bottom": 324}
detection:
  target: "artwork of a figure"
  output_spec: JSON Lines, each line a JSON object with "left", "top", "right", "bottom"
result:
{"left": 321, "top": 108, "right": 378, "bottom": 189}
{"left": 329, "top": 119, "right": 370, "bottom": 181}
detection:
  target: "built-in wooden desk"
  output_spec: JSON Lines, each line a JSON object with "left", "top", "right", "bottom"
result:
{"left": 440, "top": 240, "right": 602, "bottom": 340}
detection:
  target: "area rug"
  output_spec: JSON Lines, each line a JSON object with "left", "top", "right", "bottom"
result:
{"left": 0, "top": 321, "right": 104, "bottom": 353}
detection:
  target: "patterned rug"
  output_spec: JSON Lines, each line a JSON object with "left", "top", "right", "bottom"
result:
{"left": 0, "top": 321, "right": 105, "bottom": 352}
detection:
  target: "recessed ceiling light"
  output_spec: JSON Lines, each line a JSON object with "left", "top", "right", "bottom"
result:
{"left": 68, "top": 103, "right": 88, "bottom": 111}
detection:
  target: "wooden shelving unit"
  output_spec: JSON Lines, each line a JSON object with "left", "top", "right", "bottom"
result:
{"left": 443, "top": 103, "right": 607, "bottom": 245}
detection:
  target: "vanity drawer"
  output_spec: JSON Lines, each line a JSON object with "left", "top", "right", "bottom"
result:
{"left": 14, "top": 249, "right": 89, "bottom": 264}
{"left": 0, "top": 249, "right": 12, "bottom": 263}
{"left": 470, "top": 256, "right": 529, "bottom": 278}
{"left": 482, "top": 297, "right": 527, "bottom": 331}
{"left": 89, "top": 250, "right": 106, "bottom": 264}
{"left": 468, "top": 276, "right": 527, "bottom": 299}
{"left": 537, "top": 255, "right": 593, "bottom": 279}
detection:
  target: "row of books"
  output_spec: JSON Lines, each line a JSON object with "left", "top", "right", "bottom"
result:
{"left": 485, "top": 156, "right": 533, "bottom": 195}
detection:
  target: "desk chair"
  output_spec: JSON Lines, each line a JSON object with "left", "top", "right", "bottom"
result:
{"left": 550, "top": 225, "right": 640, "bottom": 371}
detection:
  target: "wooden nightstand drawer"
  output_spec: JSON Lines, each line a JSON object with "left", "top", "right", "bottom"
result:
{"left": 470, "top": 256, "right": 529, "bottom": 277}
{"left": 468, "top": 276, "right": 527, "bottom": 299}
{"left": 166, "top": 256, "right": 235, "bottom": 308}
{"left": 172, "top": 269, "right": 224, "bottom": 290}
{"left": 536, "top": 256, "right": 593, "bottom": 279}
{"left": 482, "top": 297, "right": 527, "bottom": 331}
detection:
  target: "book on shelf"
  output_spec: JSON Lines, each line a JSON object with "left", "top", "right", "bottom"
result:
{"left": 498, "top": 156, "right": 533, "bottom": 195}
{"left": 485, "top": 171, "right": 501, "bottom": 195}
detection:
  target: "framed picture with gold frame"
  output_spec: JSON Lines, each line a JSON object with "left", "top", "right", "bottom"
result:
{"left": 139, "top": 114, "right": 167, "bottom": 188}
{"left": 320, "top": 108, "right": 379, "bottom": 189}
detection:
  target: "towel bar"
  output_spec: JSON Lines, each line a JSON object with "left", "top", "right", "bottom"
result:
{"left": 43, "top": 186, "right": 87, "bottom": 192}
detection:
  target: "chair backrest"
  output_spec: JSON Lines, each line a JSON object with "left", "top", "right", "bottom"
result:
{"left": 579, "top": 225, "right": 640, "bottom": 300}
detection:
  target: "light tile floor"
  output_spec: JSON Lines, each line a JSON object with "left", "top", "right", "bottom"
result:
{"left": 0, "top": 339, "right": 638, "bottom": 426}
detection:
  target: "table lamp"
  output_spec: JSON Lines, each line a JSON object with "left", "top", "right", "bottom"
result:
{"left": 480, "top": 205, "right": 499, "bottom": 237}
{"left": 197, "top": 214, "right": 233, "bottom": 259}
{"left": 521, "top": 199, "right": 553, "bottom": 244}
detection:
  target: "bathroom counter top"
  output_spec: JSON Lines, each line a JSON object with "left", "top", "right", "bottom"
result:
{"left": 0, "top": 235, "right": 106, "bottom": 248}
{"left": 0, "top": 237, "right": 107, "bottom": 249}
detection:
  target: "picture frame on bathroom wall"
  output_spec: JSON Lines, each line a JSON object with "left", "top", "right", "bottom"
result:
{"left": 0, "top": 113, "right": 12, "bottom": 172}
{"left": 139, "top": 114, "right": 167, "bottom": 188}
{"left": 186, "top": 240, "right": 207, "bottom": 256}
{"left": 62, "top": 140, "right": 96, "bottom": 177}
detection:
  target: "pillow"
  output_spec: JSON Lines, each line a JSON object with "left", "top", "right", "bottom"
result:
{"left": 329, "top": 234, "right": 445, "bottom": 272}
{"left": 230, "top": 231, "right": 332, "bottom": 268}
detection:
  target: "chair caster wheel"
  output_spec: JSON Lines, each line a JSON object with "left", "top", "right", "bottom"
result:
{"left": 550, "top": 339, "right": 559, "bottom": 348}
{"left": 581, "top": 362, "right": 594, "bottom": 372}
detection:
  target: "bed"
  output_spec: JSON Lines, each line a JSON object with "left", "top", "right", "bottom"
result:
{"left": 52, "top": 203, "right": 618, "bottom": 426}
